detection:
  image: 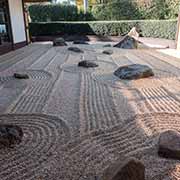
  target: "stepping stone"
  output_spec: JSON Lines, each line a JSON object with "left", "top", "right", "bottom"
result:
{"left": 0, "top": 124, "right": 23, "bottom": 148}
{"left": 53, "top": 38, "right": 67, "bottom": 46}
{"left": 114, "top": 64, "right": 154, "bottom": 80}
{"left": 73, "top": 40, "right": 88, "bottom": 45}
{"left": 14, "top": 73, "right": 29, "bottom": 79}
{"left": 68, "top": 47, "right": 84, "bottom": 53}
{"left": 102, "top": 157, "right": 145, "bottom": 180}
{"left": 158, "top": 130, "right": 180, "bottom": 160}
{"left": 103, "top": 49, "right": 113, "bottom": 55}
{"left": 114, "top": 35, "right": 138, "bottom": 49}
{"left": 78, "top": 60, "right": 98, "bottom": 68}
{"left": 103, "top": 44, "right": 111, "bottom": 47}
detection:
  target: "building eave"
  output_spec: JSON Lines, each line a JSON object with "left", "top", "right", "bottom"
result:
{"left": 23, "top": 0, "right": 50, "bottom": 2}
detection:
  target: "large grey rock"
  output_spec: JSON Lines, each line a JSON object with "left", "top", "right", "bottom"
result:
{"left": 73, "top": 40, "right": 88, "bottom": 45}
{"left": 0, "top": 124, "right": 23, "bottom": 148}
{"left": 103, "top": 49, "right": 113, "bottom": 55}
{"left": 128, "top": 27, "right": 139, "bottom": 39}
{"left": 14, "top": 73, "right": 29, "bottom": 79}
{"left": 68, "top": 47, "right": 84, "bottom": 53}
{"left": 158, "top": 130, "right": 180, "bottom": 160}
{"left": 102, "top": 157, "right": 145, "bottom": 180}
{"left": 78, "top": 60, "right": 98, "bottom": 68}
{"left": 53, "top": 38, "right": 67, "bottom": 46}
{"left": 114, "top": 64, "right": 154, "bottom": 80}
{"left": 114, "top": 35, "right": 138, "bottom": 49}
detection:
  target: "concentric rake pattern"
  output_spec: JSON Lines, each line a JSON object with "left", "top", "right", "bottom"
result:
{"left": 53, "top": 113, "right": 180, "bottom": 180}
{"left": 0, "top": 70, "right": 52, "bottom": 85}
{"left": 0, "top": 114, "right": 70, "bottom": 180}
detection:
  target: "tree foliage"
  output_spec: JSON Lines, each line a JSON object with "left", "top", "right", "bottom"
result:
{"left": 29, "top": 0, "right": 180, "bottom": 22}
{"left": 91, "top": 0, "right": 180, "bottom": 20}
{"left": 29, "top": 4, "right": 94, "bottom": 22}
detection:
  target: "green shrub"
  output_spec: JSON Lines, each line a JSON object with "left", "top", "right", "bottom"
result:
{"left": 29, "top": 4, "right": 94, "bottom": 22}
{"left": 91, "top": 0, "right": 180, "bottom": 20}
{"left": 137, "top": 20, "right": 177, "bottom": 39}
{"left": 29, "top": 1, "right": 179, "bottom": 22}
{"left": 91, "top": 1, "right": 142, "bottom": 20}
{"left": 29, "top": 20, "right": 177, "bottom": 40}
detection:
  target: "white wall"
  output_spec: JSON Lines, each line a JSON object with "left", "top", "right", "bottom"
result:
{"left": 8, "top": 0, "right": 26, "bottom": 44}
{"left": 176, "top": 13, "right": 180, "bottom": 50}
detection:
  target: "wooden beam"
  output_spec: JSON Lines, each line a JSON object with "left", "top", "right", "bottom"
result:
{"left": 23, "top": 0, "right": 49, "bottom": 2}
{"left": 176, "top": 12, "right": 180, "bottom": 50}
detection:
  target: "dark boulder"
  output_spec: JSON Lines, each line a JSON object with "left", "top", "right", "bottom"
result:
{"left": 0, "top": 124, "right": 23, "bottom": 148}
{"left": 53, "top": 38, "right": 67, "bottom": 46}
{"left": 114, "top": 64, "right": 154, "bottom": 80}
{"left": 14, "top": 73, "right": 29, "bottom": 79}
{"left": 73, "top": 40, "right": 88, "bottom": 45}
{"left": 68, "top": 47, "right": 84, "bottom": 53}
{"left": 114, "top": 35, "right": 138, "bottom": 49}
{"left": 158, "top": 130, "right": 180, "bottom": 160}
{"left": 78, "top": 60, "right": 98, "bottom": 68}
{"left": 102, "top": 157, "right": 145, "bottom": 180}
{"left": 103, "top": 49, "right": 113, "bottom": 55}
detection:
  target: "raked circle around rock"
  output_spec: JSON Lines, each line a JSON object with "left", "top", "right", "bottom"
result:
{"left": 0, "top": 114, "right": 70, "bottom": 180}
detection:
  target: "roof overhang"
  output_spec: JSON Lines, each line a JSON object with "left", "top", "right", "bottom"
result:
{"left": 23, "top": 0, "right": 50, "bottom": 2}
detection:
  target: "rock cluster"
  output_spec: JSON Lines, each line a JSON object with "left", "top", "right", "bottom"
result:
{"left": 14, "top": 73, "right": 29, "bottom": 79}
{"left": 78, "top": 60, "right": 98, "bottom": 68}
{"left": 114, "top": 35, "right": 138, "bottom": 49}
{"left": 102, "top": 49, "right": 113, "bottom": 55}
{"left": 102, "top": 157, "right": 145, "bottom": 180}
{"left": 53, "top": 38, "right": 67, "bottom": 46}
{"left": 68, "top": 47, "right": 84, "bottom": 53}
{"left": 158, "top": 130, "right": 180, "bottom": 160}
{"left": 0, "top": 124, "right": 23, "bottom": 148}
{"left": 114, "top": 64, "right": 154, "bottom": 80}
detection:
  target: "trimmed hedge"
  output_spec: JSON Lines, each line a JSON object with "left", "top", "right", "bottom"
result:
{"left": 29, "top": 20, "right": 177, "bottom": 40}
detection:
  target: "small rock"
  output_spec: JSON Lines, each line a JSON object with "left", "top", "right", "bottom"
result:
{"left": 0, "top": 124, "right": 23, "bottom": 148}
{"left": 102, "top": 49, "right": 113, "bottom": 55}
{"left": 73, "top": 40, "right": 88, "bottom": 45}
{"left": 78, "top": 60, "right": 98, "bottom": 68}
{"left": 103, "top": 44, "right": 111, "bottom": 48}
{"left": 102, "top": 157, "right": 145, "bottom": 180}
{"left": 68, "top": 47, "right": 84, "bottom": 53}
{"left": 114, "top": 64, "right": 154, "bottom": 80}
{"left": 53, "top": 38, "right": 67, "bottom": 46}
{"left": 158, "top": 130, "right": 180, "bottom": 160}
{"left": 14, "top": 73, "right": 29, "bottom": 79}
{"left": 128, "top": 27, "right": 139, "bottom": 40}
{"left": 114, "top": 35, "right": 138, "bottom": 49}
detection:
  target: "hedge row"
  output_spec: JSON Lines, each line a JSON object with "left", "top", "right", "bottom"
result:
{"left": 29, "top": 1, "right": 180, "bottom": 22}
{"left": 29, "top": 20, "right": 177, "bottom": 40}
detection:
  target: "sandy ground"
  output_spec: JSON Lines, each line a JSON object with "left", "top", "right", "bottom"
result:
{"left": 0, "top": 42, "right": 180, "bottom": 179}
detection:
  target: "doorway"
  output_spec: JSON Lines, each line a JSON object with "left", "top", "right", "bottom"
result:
{"left": 0, "top": 0, "right": 13, "bottom": 55}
